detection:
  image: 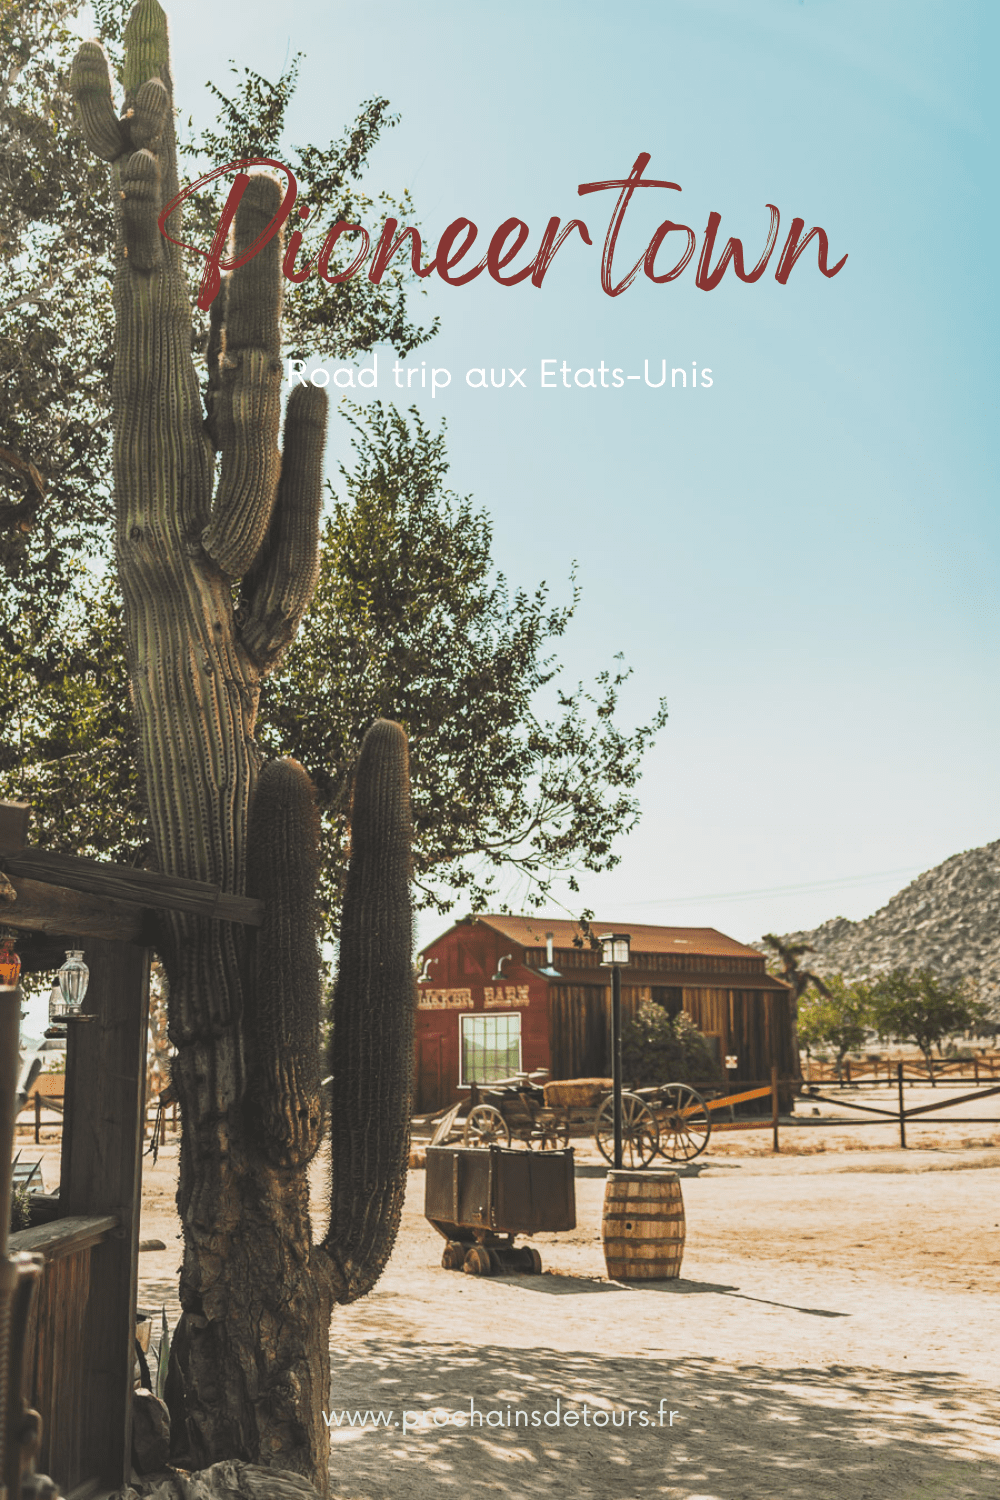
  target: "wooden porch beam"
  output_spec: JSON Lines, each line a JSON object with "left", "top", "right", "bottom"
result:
{"left": 1, "top": 848, "right": 263, "bottom": 926}
{"left": 0, "top": 873, "right": 155, "bottom": 945}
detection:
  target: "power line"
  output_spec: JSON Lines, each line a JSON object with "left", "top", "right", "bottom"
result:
{"left": 614, "top": 866, "right": 923, "bottom": 909}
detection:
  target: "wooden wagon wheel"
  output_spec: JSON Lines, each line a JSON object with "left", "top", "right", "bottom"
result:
{"left": 595, "top": 1092, "right": 659, "bottom": 1168}
{"left": 656, "top": 1084, "right": 712, "bottom": 1161}
{"left": 463, "top": 1104, "right": 510, "bottom": 1148}
{"left": 528, "top": 1111, "right": 571, "bottom": 1150}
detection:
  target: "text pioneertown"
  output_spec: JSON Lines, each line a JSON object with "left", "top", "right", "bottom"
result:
{"left": 287, "top": 357, "right": 714, "bottom": 397}
{"left": 158, "top": 152, "right": 847, "bottom": 312}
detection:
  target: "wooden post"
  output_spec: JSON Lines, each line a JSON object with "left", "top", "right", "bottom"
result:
{"left": 35, "top": 1087, "right": 42, "bottom": 1144}
{"left": 60, "top": 937, "right": 150, "bottom": 1490}
{"left": 771, "top": 1064, "right": 780, "bottom": 1153}
{"left": 897, "top": 1061, "right": 906, "bottom": 1149}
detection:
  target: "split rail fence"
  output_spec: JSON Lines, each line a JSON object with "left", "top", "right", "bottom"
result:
{"left": 19, "top": 1087, "right": 178, "bottom": 1146}
{"left": 669, "top": 1065, "right": 1000, "bottom": 1152}
{"left": 802, "top": 1054, "right": 1000, "bottom": 1086}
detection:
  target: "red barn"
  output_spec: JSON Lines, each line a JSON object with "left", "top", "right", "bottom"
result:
{"left": 414, "top": 914, "right": 795, "bottom": 1112}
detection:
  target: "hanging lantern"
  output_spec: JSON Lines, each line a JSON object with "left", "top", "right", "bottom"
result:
{"left": 0, "top": 925, "right": 21, "bottom": 987}
{"left": 57, "top": 950, "right": 89, "bottom": 1012}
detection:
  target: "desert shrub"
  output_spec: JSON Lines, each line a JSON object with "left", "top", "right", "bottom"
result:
{"left": 621, "top": 1003, "right": 723, "bottom": 1087}
{"left": 10, "top": 1184, "right": 30, "bottom": 1233}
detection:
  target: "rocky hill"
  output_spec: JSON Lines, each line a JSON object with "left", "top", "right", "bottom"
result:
{"left": 765, "top": 839, "right": 1000, "bottom": 1023}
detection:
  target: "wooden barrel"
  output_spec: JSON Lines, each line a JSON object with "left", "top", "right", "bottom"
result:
{"left": 601, "top": 1170, "right": 685, "bottom": 1281}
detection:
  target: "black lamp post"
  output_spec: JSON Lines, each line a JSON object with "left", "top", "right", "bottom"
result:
{"left": 599, "top": 932, "right": 631, "bottom": 1170}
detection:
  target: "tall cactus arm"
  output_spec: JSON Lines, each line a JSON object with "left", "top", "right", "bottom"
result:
{"left": 237, "top": 385, "right": 327, "bottom": 672}
{"left": 323, "top": 720, "right": 415, "bottom": 1303}
{"left": 201, "top": 176, "right": 284, "bottom": 580}
{"left": 71, "top": 0, "right": 327, "bottom": 675}
{"left": 245, "top": 758, "right": 324, "bottom": 1168}
{"left": 69, "top": 42, "right": 129, "bottom": 161}
{"left": 121, "top": 149, "right": 165, "bottom": 271}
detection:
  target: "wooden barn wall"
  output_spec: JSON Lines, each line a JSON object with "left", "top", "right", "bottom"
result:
{"left": 682, "top": 988, "right": 731, "bottom": 1061}
{"left": 547, "top": 985, "right": 647, "bottom": 1079}
{"left": 676, "top": 988, "right": 797, "bottom": 1085}
{"left": 547, "top": 986, "right": 608, "bottom": 1079}
{"left": 679, "top": 987, "right": 796, "bottom": 1085}
{"left": 414, "top": 927, "right": 552, "bottom": 1109}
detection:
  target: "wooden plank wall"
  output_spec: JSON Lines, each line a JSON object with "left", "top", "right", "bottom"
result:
{"left": 682, "top": 986, "right": 798, "bottom": 1092}
{"left": 547, "top": 985, "right": 643, "bottom": 1078}
{"left": 20, "top": 1245, "right": 92, "bottom": 1489}
{"left": 548, "top": 984, "right": 796, "bottom": 1090}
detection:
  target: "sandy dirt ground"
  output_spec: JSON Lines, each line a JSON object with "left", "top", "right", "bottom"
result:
{"left": 17, "top": 1098, "right": 1000, "bottom": 1499}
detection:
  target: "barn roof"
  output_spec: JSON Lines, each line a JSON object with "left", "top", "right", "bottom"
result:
{"left": 428, "top": 915, "right": 765, "bottom": 961}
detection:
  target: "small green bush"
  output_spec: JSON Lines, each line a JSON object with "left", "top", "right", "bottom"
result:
{"left": 10, "top": 1184, "right": 30, "bottom": 1233}
{"left": 621, "top": 1003, "right": 724, "bottom": 1087}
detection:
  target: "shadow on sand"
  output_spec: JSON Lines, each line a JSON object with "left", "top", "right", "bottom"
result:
{"left": 326, "top": 1341, "right": 997, "bottom": 1500}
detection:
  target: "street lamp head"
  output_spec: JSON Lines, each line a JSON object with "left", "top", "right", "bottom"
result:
{"left": 599, "top": 933, "right": 631, "bottom": 967}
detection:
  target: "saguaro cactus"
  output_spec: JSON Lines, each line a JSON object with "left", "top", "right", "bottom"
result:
{"left": 70, "top": 4, "right": 414, "bottom": 1490}
{"left": 245, "top": 758, "right": 324, "bottom": 1170}
{"left": 324, "top": 720, "right": 414, "bottom": 1297}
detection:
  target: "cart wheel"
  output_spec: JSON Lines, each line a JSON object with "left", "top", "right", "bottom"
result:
{"left": 463, "top": 1245, "right": 493, "bottom": 1276}
{"left": 463, "top": 1105, "right": 511, "bottom": 1148}
{"left": 529, "top": 1120, "right": 571, "bottom": 1149}
{"left": 595, "top": 1092, "right": 659, "bottom": 1168}
{"left": 656, "top": 1084, "right": 712, "bottom": 1161}
{"left": 522, "top": 1246, "right": 542, "bottom": 1275}
{"left": 441, "top": 1242, "right": 466, "bottom": 1270}
{"left": 488, "top": 1249, "right": 504, "bottom": 1274}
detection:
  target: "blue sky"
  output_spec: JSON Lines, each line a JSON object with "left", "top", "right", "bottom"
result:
{"left": 95, "top": 1, "right": 1000, "bottom": 946}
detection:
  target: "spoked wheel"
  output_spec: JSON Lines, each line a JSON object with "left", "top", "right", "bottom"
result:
{"left": 595, "top": 1092, "right": 659, "bottom": 1168}
{"left": 528, "top": 1114, "right": 571, "bottom": 1150}
{"left": 656, "top": 1084, "right": 712, "bottom": 1161}
{"left": 463, "top": 1104, "right": 510, "bottom": 1148}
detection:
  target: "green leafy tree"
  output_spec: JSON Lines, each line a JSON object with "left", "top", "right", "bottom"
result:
{"left": 760, "top": 932, "right": 832, "bottom": 1079}
{"left": 0, "top": 0, "right": 117, "bottom": 609}
{"left": 869, "top": 968, "right": 987, "bottom": 1081}
{"left": 798, "top": 974, "right": 872, "bottom": 1078}
{"left": 0, "top": 571, "right": 144, "bottom": 858}
{"left": 1, "top": 408, "right": 668, "bottom": 923}
{"left": 621, "top": 1002, "right": 723, "bottom": 1088}
{"left": 258, "top": 403, "right": 669, "bottom": 933}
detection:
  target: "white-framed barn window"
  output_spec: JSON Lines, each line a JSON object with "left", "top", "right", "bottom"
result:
{"left": 460, "top": 1012, "right": 522, "bottom": 1086}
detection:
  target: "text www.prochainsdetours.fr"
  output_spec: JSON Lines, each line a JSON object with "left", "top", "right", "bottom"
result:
{"left": 324, "top": 1399, "right": 680, "bottom": 1433}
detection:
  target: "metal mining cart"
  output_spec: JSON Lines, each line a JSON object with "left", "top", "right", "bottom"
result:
{"left": 425, "top": 1144, "right": 576, "bottom": 1275}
